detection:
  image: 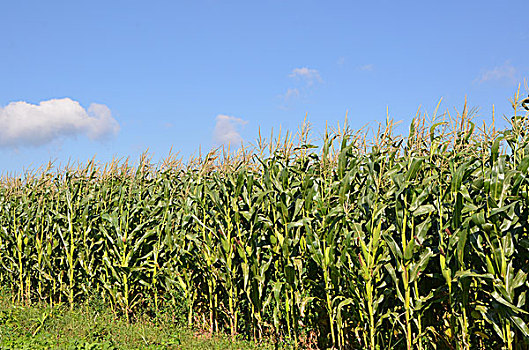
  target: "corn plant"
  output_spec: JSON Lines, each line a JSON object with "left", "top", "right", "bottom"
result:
{"left": 0, "top": 89, "right": 528, "bottom": 349}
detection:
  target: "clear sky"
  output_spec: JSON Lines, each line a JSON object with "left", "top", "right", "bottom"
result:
{"left": 1, "top": 1, "right": 528, "bottom": 175}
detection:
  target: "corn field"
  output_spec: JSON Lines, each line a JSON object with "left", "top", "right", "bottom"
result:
{"left": 1, "top": 92, "right": 529, "bottom": 349}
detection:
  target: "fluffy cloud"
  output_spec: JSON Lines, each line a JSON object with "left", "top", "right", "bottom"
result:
{"left": 477, "top": 61, "right": 516, "bottom": 83}
{"left": 213, "top": 114, "right": 247, "bottom": 145}
{"left": 289, "top": 67, "right": 322, "bottom": 86}
{"left": 0, "top": 98, "right": 119, "bottom": 148}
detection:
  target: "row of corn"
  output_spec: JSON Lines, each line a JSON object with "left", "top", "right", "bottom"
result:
{"left": 1, "top": 94, "right": 529, "bottom": 349}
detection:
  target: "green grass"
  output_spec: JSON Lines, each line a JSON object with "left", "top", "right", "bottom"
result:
{"left": 0, "top": 294, "right": 276, "bottom": 350}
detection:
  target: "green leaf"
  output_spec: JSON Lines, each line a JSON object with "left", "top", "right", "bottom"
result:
{"left": 383, "top": 233, "right": 403, "bottom": 260}
{"left": 412, "top": 204, "right": 435, "bottom": 217}
{"left": 409, "top": 248, "right": 433, "bottom": 283}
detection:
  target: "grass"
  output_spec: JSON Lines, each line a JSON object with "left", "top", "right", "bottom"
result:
{"left": 0, "top": 293, "right": 276, "bottom": 349}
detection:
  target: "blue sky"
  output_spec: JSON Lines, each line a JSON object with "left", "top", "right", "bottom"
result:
{"left": 1, "top": 1, "right": 528, "bottom": 174}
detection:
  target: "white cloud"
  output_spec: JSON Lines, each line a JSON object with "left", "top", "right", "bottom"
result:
{"left": 359, "top": 63, "right": 374, "bottom": 71}
{"left": 0, "top": 98, "right": 119, "bottom": 148}
{"left": 477, "top": 61, "right": 516, "bottom": 83}
{"left": 289, "top": 67, "right": 322, "bottom": 86}
{"left": 278, "top": 67, "right": 321, "bottom": 109}
{"left": 278, "top": 88, "right": 301, "bottom": 110}
{"left": 283, "top": 88, "right": 300, "bottom": 100}
{"left": 213, "top": 114, "right": 247, "bottom": 145}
